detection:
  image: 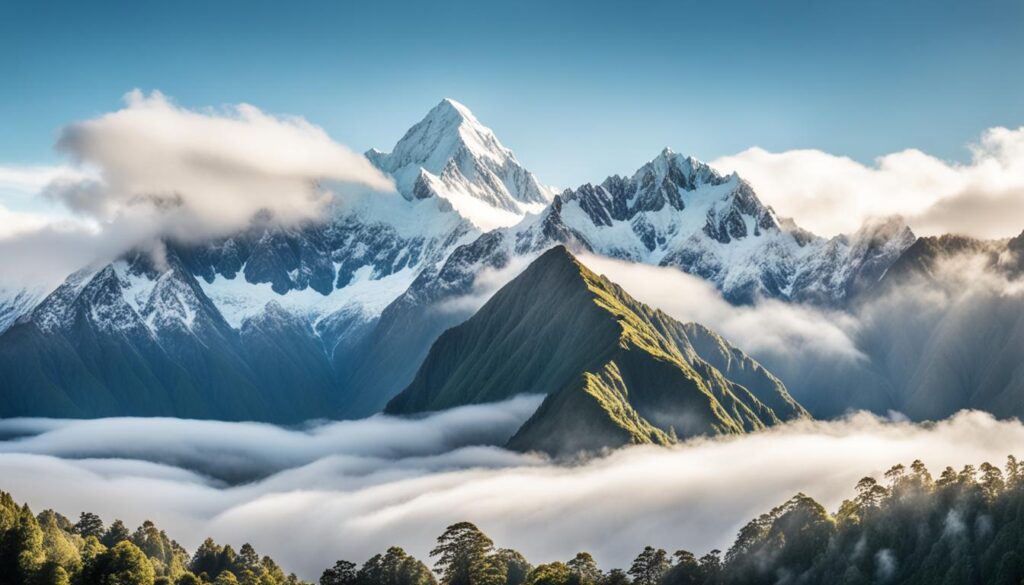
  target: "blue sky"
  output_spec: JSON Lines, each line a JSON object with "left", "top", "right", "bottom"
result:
{"left": 2, "top": 0, "right": 1023, "bottom": 189}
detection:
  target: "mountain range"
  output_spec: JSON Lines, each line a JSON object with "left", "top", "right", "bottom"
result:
{"left": 0, "top": 97, "right": 1021, "bottom": 440}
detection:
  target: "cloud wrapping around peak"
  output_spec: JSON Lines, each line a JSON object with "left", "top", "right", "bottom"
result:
{"left": 0, "top": 91, "right": 395, "bottom": 287}
{"left": 48, "top": 90, "right": 393, "bottom": 239}
{"left": 713, "top": 126, "right": 1024, "bottom": 239}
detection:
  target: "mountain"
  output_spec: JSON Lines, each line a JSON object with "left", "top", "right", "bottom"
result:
{"left": 385, "top": 246, "right": 807, "bottom": 455}
{"left": 404, "top": 148, "right": 917, "bottom": 307}
{"left": 0, "top": 197, "right": 468, "bottom": 419}
{"left": 344, "top": 150, "right": 915, "bottom": 415}
{"left": 0, "top": 99, "right": 567, "bottom": 420}
{"left": 0, "top": 97, "right": 973, "bottom": 425}
{"left": 366, "top": 98, "right": 553, "bottom": 230}
{"left": 862, "top": 230, "right": 1024, "bottom": 420}
{"left": 759, "top": 229, "right": 1024, "bottom": 421}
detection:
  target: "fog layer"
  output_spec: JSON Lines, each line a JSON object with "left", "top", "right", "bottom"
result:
{"left": 2, "top": 404, "right": 1022, "bottom": 581}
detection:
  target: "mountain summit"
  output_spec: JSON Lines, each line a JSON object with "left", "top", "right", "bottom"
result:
{"left": 385, "top": 245, "right": 807, "bottom": 455}
{"left": 367, "top": 98, "right": 553, "bottom": 230}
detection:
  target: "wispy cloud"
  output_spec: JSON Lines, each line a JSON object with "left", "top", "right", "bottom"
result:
{"left": 0, "top": 165, "right": 88, "bottom": 197}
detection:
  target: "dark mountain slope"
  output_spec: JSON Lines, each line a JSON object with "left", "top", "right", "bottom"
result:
{"left": 0, "top": 252, "right": 340, "bottom": 421}
{"left": 386, "top": 246, "right": 807, "bottom": 455}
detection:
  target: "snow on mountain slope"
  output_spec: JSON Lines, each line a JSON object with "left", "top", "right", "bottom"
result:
{"left": 789, "top": 216, "right": 917, "bottom": 305}
{"left": 184, "top": 190, "right": 476, "bottom": 328}
{"left": 0, "top": 286, "right": 49, "bottom": 334}
{"left": 399, "top": 148, "right": 917, "bottom": 310}
{"left": 202, "top": 264, "right": 418, "bottom": 329}
{"left": 367, "top": 98, "right": 554, "bottom": 230}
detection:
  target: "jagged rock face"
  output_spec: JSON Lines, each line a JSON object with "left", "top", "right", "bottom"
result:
{"left": 366, "top": 98, "right": 553, "bottom": 230}
{"left": 788, "top": 216, "right": 918, "bottom": 305}
{"left": 399, "top": 149, "right": 917, "bottom": 315}
{"left": 174, "top": 196, "right": 473, "bottom": 299}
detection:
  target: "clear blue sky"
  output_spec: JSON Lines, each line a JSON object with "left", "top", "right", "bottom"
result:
{"left": 2, "top": 0, "right": 1023, "bottom": 189}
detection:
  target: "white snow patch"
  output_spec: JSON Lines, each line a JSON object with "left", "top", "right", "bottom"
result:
{"left": 202, "top": 266, "right": 417, "bottom": 329}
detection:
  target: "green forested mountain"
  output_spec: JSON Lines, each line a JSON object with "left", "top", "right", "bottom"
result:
{"left": 386, "top": 246, "right": 806, "bottom": 455}
{"left": 5, "top": 456, "right": 1024, "bottom": 585}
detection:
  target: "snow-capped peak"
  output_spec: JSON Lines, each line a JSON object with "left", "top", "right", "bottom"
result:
{"left": 367, "top": 98, "right": 553, "bottom": 231}
{"left": 632, "top": 148, "right": 726, "bottom": 193}
{"left": 371, "top": 98, "right": 510, "bottom": 176}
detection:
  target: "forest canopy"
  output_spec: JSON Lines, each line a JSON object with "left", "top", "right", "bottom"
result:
{"left": 3, "top": 456, "right": 1024, "bottom": 585}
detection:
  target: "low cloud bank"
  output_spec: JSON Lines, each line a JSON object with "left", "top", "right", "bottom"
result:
{"left": 2, "top": 406, "right": 1023, "bottom": 581}
{"left": 0, "top": 395, "right": 543, "bottom": 484}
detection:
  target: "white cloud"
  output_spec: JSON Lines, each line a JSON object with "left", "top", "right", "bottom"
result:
{"left": 0, "top": 395, "right": 544, "bottom": 484}
{"left": 0, "top": 205, "right": 69, "bottom": 239}
{"left": 713, "top": 127, "right": 1024, "bottom": 239}
{"left": 0, "top": 165, "right": 88, "bottom": 197}
{"left": 48, "top": 90, "right": 393, "bottom": 239}
{"left": 2, "top": 407, "right": 1022, "bottom": 581}
{"left": 0, "top": 90, "right": 395, "bottom": 288}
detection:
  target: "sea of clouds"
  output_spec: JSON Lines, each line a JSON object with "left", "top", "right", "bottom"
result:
{"left": 3, "top": 399, "right": 1024, "bottom": 581}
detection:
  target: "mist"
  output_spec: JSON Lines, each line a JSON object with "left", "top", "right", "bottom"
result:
{"left": 3, "top": 402, "right": 1024, "bottom": 581}
{"left": 575, "top": 250, "right": 1024, "bottom": 419}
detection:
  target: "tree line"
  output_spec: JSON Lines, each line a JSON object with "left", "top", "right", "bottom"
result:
{"left": 4, "top": 456, "right": 1024, "bottom": 585}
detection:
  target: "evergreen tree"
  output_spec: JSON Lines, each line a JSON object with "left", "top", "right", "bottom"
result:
{"left": 12, "top": 504, "right": 46, "bottom": 582}
{"left": 322, "top": 560, "right": 358, "bottom": 585}
{"left": 599, "top": 568, "right": 629, "bottom": 585}
{"left": 430, "top": 522, "right": 494, "bottom": 585}
{"left": 74, "top": 512, "right": 106, "bottom": 539}
{"left": 659, "top": 551, "right": 699, "bottom": 585}
{"left": 566, "top": 552, "right": 601, "bottom": 585}
{"left": 37, "top": 509, "right": 81, "bottom": 574}
{"left": 190, "top": 537, "right": 226, "bottom": 579}
{"left": 494, "top": 549, "right": 532, "bottom": 585}
{"left": 87, "top": 540, "right": 156, "bottom": 585}
{"left": 103, "top": 519, "right": 131, "bottom": 548}
{"left": 697, "top": 550, "right": 721, "bottom": 584}
{"left": 39, "top": 563, "right": 71, "bottom": 585}
{"left": 627, "top": 547, "right": 668, "bottom": 585}
{"left": 524, "top": 562, "right": 570, "bottom": 585}
{"left": 237, "top": 543, "right": 261, "bottom": 576}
